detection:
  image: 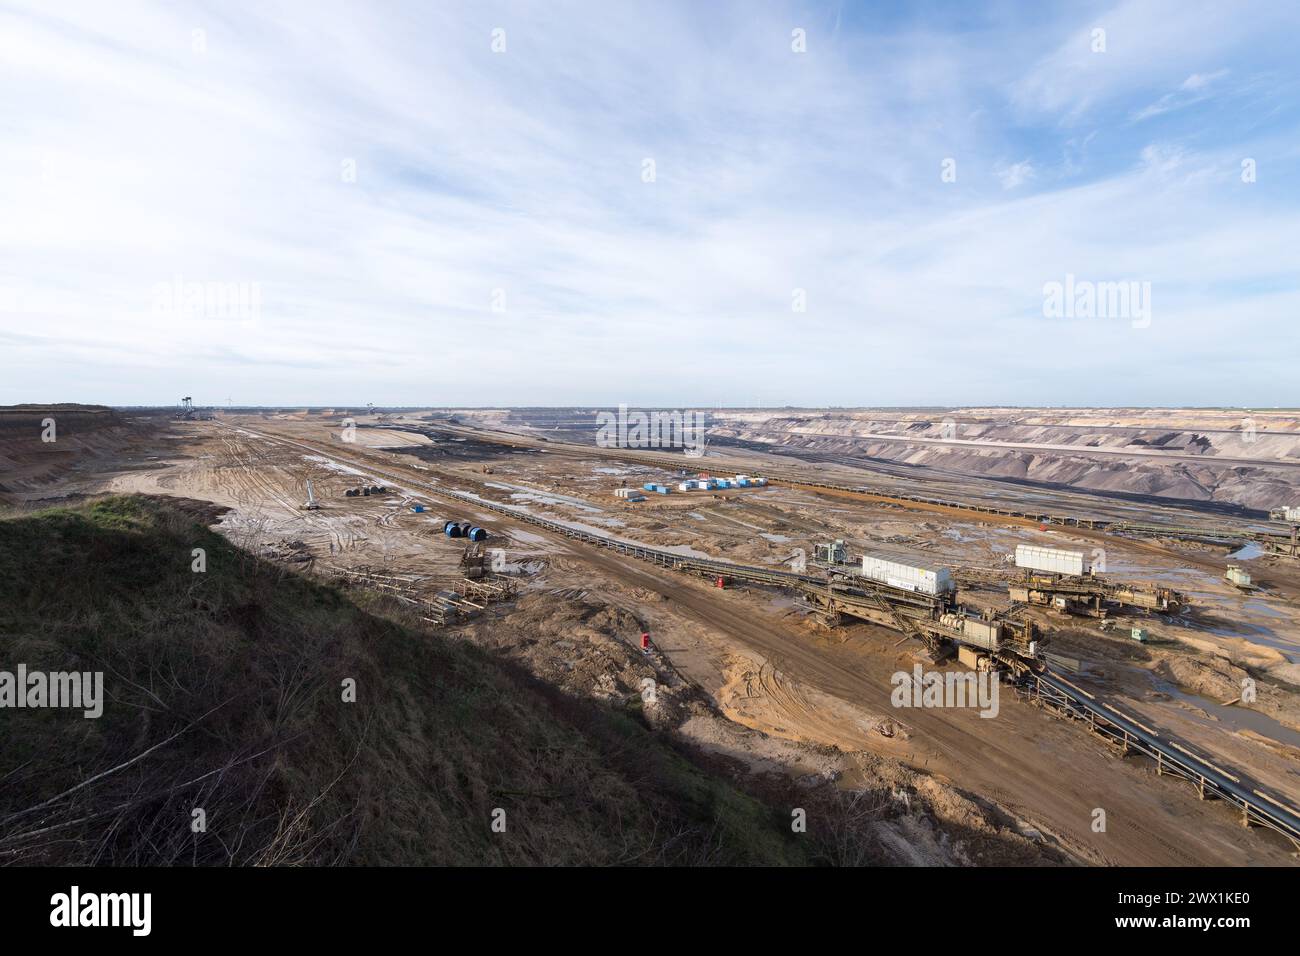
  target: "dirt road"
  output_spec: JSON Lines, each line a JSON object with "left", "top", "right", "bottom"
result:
{"left": 427, "top": 420, "right": 1300, "bottom": 601}
{"left": 232, "top": 419, "right": 1298, "bottom": 865}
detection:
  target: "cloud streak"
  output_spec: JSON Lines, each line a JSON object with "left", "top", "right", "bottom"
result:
{"left": 1, "top": 0, "right": 1298, "bottom": 407}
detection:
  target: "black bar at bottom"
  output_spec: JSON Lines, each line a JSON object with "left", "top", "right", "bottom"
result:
{"left": 0, "top": 866, "right": 1287, "bottom": 942}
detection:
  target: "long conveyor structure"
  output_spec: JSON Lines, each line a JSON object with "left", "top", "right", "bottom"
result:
{"left": 221, "top": 421, "right": 1300, "bottom": 850}
{"left": 1031, "top": 671, "right": 1300, "bottom": 848}
{"left": 420, "top": 424, "right": 1300, "bottom": 555}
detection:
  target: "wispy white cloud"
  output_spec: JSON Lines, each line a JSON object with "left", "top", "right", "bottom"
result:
{"left": 0, "top": 0, "right": 1297, "bottom": 407}
{"left": 1132, "top": 69, "right": 1230, "bottom": 121}
{"left": 1009, "top": 0, "right": 1290, "bottom": 124}
{"left": 997, "top": 160, "right": 1036, "bottom": 189}
{"left": 1181, "top": 70, "right": 1228, "bottom": 92}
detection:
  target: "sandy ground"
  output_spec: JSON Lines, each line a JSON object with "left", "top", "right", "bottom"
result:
{"left": 9, "top": 409, "right": 1300, "bottom": 865}
{"left": 684, "top": 407, "right": 1300, "bottom": 511}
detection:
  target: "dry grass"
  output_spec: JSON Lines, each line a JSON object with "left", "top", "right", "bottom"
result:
{"left": 1, "top": 495, "right": 821, "bottom": 865}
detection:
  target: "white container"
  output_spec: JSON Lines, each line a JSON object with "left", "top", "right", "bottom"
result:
{"left": 860, "top": 555, "right": 954, "bottom": 596}
{"left": 1015, "top": 544, "right": 1089, "bottom": 576}
{"left": 677, "top": 482, "right": 692, "bottom": 491}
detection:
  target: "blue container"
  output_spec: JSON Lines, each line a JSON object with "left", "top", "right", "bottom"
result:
{"left": 411, "top": 504, "right": 425, "bottom": 513}
{"left": 643, "top": 483, "right": 657, "bottom": 491}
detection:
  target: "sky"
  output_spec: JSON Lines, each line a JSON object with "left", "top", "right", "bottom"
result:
{"left": 1, "top": 0, "right": 1298, "bottom": 408}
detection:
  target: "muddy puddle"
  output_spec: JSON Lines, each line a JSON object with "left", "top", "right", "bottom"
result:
{"left": 1150, "top": 677, "right": 1300, "bottom": 751}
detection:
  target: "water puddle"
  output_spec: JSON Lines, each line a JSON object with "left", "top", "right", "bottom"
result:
{"left": 1151, "top": 678, "right": 1300, "bottom": 750}
{"left": 1228, "top": 542, "right": 1265, "bottom": 561}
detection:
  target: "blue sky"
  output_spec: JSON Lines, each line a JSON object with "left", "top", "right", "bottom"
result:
{"left": 1, "top": 0, "right": 1297, "bottom": 407}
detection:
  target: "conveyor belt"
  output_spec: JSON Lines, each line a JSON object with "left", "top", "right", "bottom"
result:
{"left": 224, "top": 423, "right": 822, "bottom": 587}
{"left": 1031, "top": 671, "right": 1300, "bottom": 847}
{"left": 224, "top": 422, "right": 1300, "bottom": 848}
{"left": 232, "top": 424, "right": 1017, "bottom": 651}
{"left": 424, "top": 424, "right": 1300, "bottom": 551}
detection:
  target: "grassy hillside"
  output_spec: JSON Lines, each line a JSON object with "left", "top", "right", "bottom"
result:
{"left": 0, "top": 495, "right": 814, "bottom": 865}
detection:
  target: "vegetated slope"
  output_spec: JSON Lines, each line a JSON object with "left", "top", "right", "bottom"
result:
{"left": 0, "top": 495, "right": 814, "bottom": 865}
